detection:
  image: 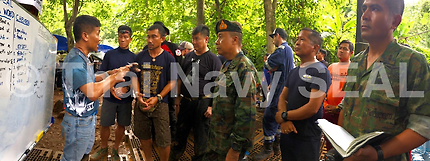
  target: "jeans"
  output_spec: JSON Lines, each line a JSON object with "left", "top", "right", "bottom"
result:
{"left": 61, "top": 114, "right": 96, "bottom": 161}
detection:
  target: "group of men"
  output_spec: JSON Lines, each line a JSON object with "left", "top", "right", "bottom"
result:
{"left": 59, "top": 0, "right": 429, "bottom": 160}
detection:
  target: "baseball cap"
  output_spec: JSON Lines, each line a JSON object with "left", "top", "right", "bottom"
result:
{"left": 118, "top": 25, "right": 132, "bottom": 37}
{"left": 215, "top": 19, "right": 242, "bottom": 34}
{"left": 179, "top": 41, "right": 193, "bottom": 51}
{"left": 153, "top": 21, "right": 170, "bottom": 35}
{"left": 269, "top": 28, "right": 288, "bottom": 39}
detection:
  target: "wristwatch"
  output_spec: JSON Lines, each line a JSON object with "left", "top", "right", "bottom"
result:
{"left": 231, "top": 142, "right": 241, "bottom": 152}
{"left": 156, "top": 94, "right": 163, "bottom": 102}
{"left": 281, "top": 111, "right": 289, "bottom": 122}
{"left": 373, "top": 145, "right": 384, "bottom": 161}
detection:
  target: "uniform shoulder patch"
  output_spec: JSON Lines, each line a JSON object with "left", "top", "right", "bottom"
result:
{"left": 175, "top": 49, "right": 181, "bottom": 56}
{"left": 278, "top": 45, "right": 285, "bottom": 49}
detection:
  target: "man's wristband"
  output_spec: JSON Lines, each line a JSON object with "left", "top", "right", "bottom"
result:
{"left": 157, "top": 94, "right": 163, "bottom": 102}
{"left": 104, "top": 71, "right": 109, "bottom": 78}
{"left": 373, "top": 145, "right": 384, "bottom": 161}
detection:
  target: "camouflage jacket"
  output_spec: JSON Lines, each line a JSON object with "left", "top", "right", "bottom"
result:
{"left": 340, "top": 40, "right": 430, "bottom": 160}
{"left": 207, "top": 51, "right": 258, "bottom": 158}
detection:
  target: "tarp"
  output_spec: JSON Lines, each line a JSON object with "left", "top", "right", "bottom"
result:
{"left": 53, "top": 34, "right": 68, "bottom": 52}
{"left": 98, "top": 44, "right": 114, "bottom": 53}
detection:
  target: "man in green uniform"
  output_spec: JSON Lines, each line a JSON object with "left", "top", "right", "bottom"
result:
{"left": 204, "top": 19, "right": 258, "bottom": 161}
{"left": 339, "top": 0, "right": 430, "bottom": 160}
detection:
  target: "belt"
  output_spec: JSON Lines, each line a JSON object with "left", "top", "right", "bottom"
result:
{"left": 182, "top": 96, "right": 209, "bottom": 101}
{"left": 65, "top": 111, "right": 95, "bottom": 117}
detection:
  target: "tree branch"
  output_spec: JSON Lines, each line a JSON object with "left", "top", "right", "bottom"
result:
{"left": 399, "top": 30, "right": 430, "bottom": 40}
{"left": 62, "top": 0, "right": 68, "bottom": 25}
{"left": 272, "top": 0, "right": 277, "bottom": 12}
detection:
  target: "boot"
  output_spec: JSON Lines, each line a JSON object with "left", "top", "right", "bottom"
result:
{"left": 273, "top": 135, "right": 281, "bottom": 155}
{"left": 253, "top": 142, "right": 273, "bottom": 161}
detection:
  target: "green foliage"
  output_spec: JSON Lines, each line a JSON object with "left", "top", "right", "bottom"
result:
{"left": 41, "top": 0, "right": 429, "bottom": 67}
{"left": 40, "top": 0, "right": 122, "bottom": 47}
{"left": 315, "top": 0, "right": 357, "bottom": 64}
{"left": 398, "top": 0, "right": 430, "bottom": 60}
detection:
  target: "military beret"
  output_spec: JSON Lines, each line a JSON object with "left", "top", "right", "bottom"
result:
{"left": 215, "top": 19, "right": 242, "bottom": 34}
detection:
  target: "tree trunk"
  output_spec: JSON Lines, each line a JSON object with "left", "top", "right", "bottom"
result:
{"left": 355, "top": 0, "right": 367, "bottom": 54}
{"left": 215, "top": 0, "right": 222, "bottom": 20}
{"left": 264, "top": 0, "right": 276, "bottom": 54}
{"left": 197, "top": 0, "right": 205, "bottom": 25}
{"left": 63, "top": 0, "right": 80, "bottom": 52}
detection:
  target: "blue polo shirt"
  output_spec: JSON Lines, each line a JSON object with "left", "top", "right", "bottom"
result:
{"left": 99, "top": 47, "right": 136, "bottom": 104}
{"left": 62, "top": 48, "right": 99, "bottom": 117}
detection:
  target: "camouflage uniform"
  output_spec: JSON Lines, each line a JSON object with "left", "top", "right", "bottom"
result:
{"left": 340, "top": 40, "right": 430, "bottom": 161}
{"left": 205, "top": 51, "right": 258, "bottom": 160}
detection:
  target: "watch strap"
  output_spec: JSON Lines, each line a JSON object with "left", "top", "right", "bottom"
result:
{"left": 282, "top": 111, "right": 289, "bottom": 122}
{"left": 373, "top": 145, "right": 384, "bottom": 161}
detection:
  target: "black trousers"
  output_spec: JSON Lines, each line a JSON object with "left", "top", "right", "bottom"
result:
{"left": 170, "top": 98, "right": 210, "bottom": 161}
{"left": 168, "top": 97, "right": 177, "bottom": 139}
{"left": 280, "top": 133, "right": 321, "bottom": 161}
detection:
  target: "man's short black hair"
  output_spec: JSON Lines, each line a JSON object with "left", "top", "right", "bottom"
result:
{"left": 192, "top": 25, "right": 210, "bottom": 37}
{"left": 301, "top": 27, "right": 322, "bottom": 52}
{"left": 73, "top": 15, "right": 101, "bottom": 42}
{"left": 339, "top": 40, "right": 354, "bottom": 53}
{"left": 148, "top": 24, "right": 166, "bottom": 37}
{"left": 319, "top": 49, "right": 327, "bottom": 56}
{"left": 385, "top": 0, "right": 404, "bottom": 16}
{"left": 118, "top": 25, "right": 132, "bottom": 37}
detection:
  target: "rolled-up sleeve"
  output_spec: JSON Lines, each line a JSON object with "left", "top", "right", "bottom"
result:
{"left": 405, "top": 53, "right": 430, "bottom": 139}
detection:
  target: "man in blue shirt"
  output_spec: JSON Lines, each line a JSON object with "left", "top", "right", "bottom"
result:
{"left": 90, "top": 25, "right": 136, "bottom": 161}
{"left": 255, "top": 28, "right": 295, "bottom": 160}
{"left": 276, "top": 28, "right": 331, "bottom": 161}
{"left": 61, "top": 15, "right": 132, "bottom": 161}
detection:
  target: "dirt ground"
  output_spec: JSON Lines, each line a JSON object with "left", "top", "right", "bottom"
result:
{"left": 34, "top": 88, "right": 130, "bottom": 157}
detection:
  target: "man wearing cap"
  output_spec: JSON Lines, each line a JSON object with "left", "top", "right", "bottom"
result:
{"left": 254, "top": 28, "right": 295, "bottom": 160}
{"left": 179, "top": 41, "right": 194, "bottom": 57}
{"left": 204, "top": 20, "right": 258, "bottom": 161}
{"left": 170, "top": 25, "right": 222, "bottom": 161}
{"left": 90, "top": 25, "right": 136, "bottom": 161}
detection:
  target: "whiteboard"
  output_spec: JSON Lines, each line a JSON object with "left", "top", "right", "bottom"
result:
{"left": 0, "top": 0, "right": 57, "bottom": 160}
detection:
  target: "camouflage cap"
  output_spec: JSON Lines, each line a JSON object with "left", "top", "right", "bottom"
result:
{"left": 215, "top": 19, "right": 242, "bottom": 34}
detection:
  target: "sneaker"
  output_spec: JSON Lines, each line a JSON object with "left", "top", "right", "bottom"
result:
{"left": 112, "top": 148, "right": 120, "bottom": 161}
{"left": 90, "top": 147, "right": 108, "bottom": 161}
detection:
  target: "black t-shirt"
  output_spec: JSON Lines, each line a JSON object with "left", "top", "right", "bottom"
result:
{"left": 143, "top": 41, "right": 183, "bottom": 65}
{"left": 135, "top": 49, "right": 177, "bottom": 103}
{"left": 180, "top": 50, "right": 222, "bottom": 98}
{"left": 285, "top": 62, "right": 331, "bottom": 138}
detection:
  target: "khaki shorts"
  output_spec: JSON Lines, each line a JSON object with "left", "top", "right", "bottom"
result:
{"left": 133, "top": 102, "right": 171, "bottom": 147}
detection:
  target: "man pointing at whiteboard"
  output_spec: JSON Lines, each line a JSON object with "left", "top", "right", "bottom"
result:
{"left": 60, "top": 15, "right": 133, "bottom": 161}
